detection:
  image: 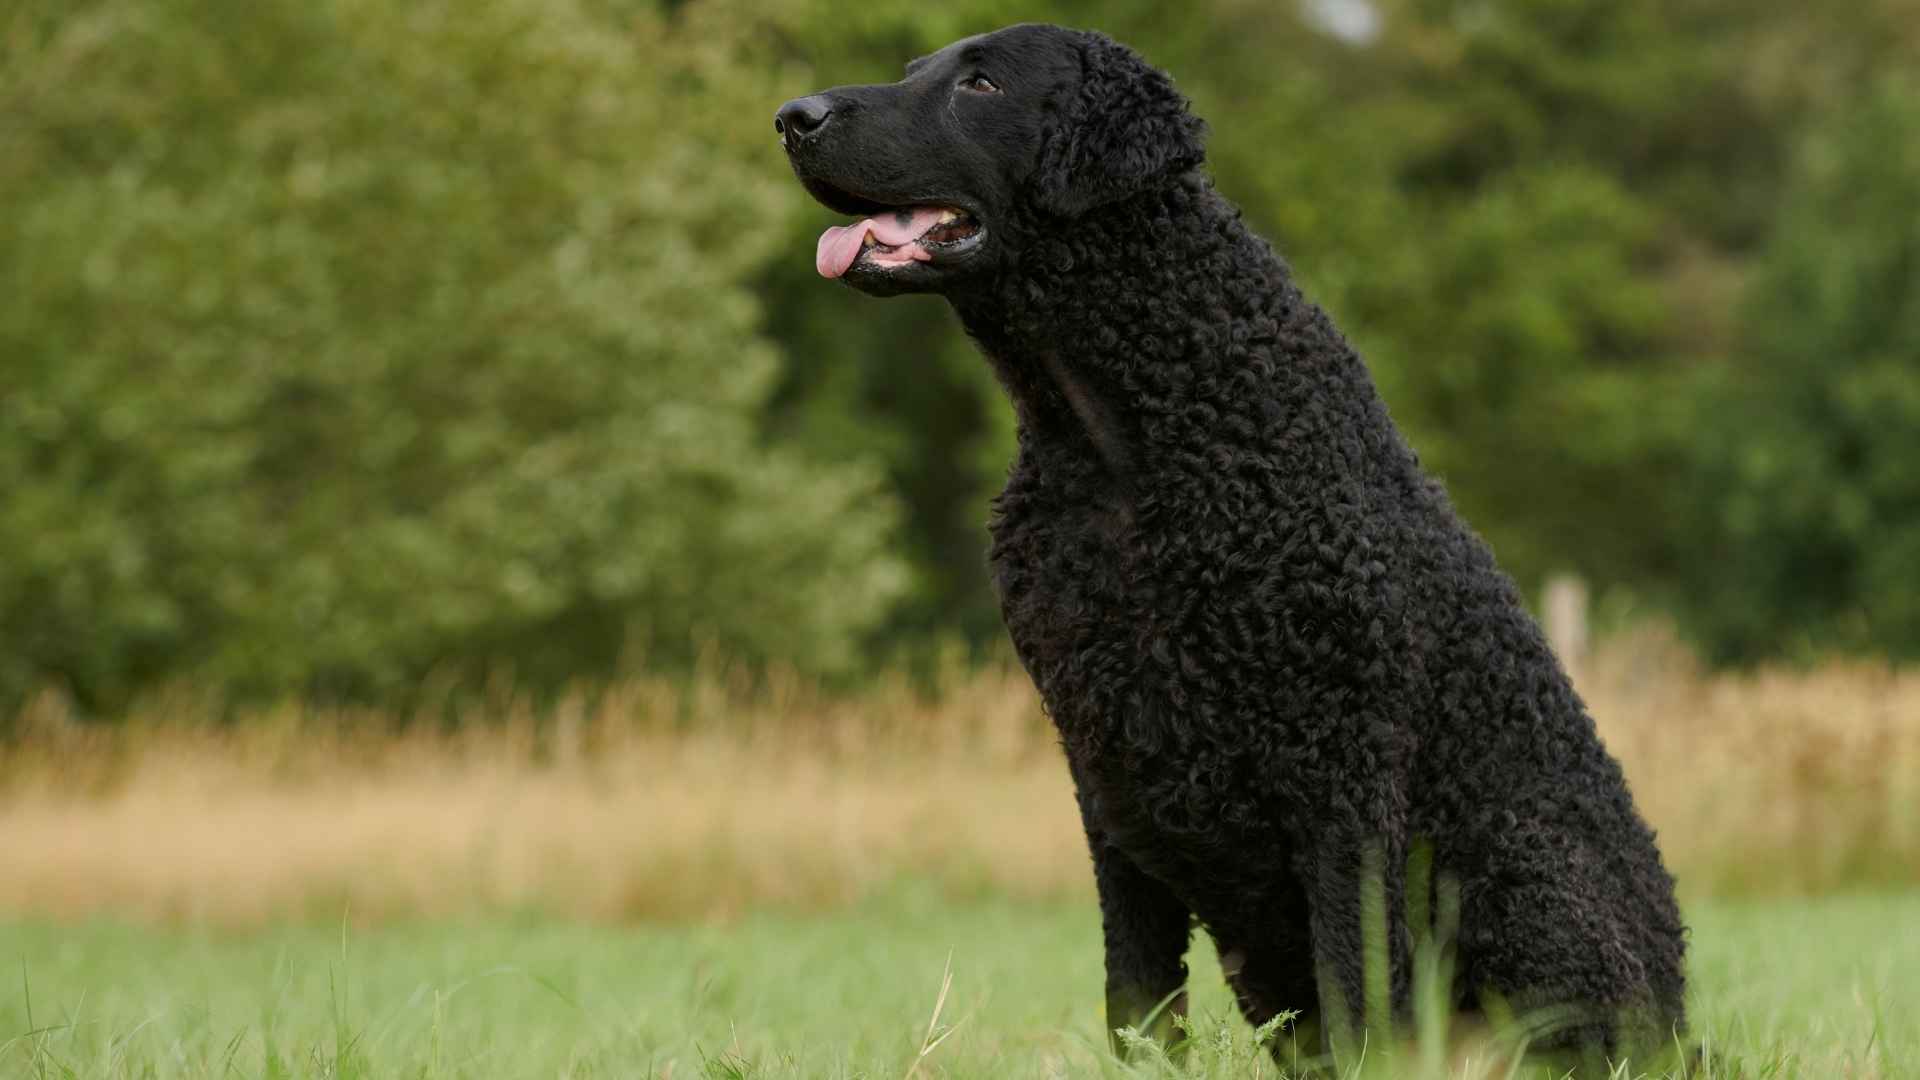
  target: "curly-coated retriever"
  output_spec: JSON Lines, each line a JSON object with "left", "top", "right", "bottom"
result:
{"left": 777, "top": 22, "right": 1687, "bottom": 1061}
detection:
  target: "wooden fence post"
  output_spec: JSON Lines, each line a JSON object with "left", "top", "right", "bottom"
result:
{"left": 1543, "top": 573, "right": 1590, "bottom": 676}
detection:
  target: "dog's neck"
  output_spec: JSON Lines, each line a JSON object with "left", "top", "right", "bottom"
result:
{"left": 949, "top": 176, "right": 1389, "bottom": 493}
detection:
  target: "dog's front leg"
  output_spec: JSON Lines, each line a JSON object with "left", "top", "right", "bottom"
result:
{"left": 1072, "top": 776, "right": 1192, "bottom": 1058}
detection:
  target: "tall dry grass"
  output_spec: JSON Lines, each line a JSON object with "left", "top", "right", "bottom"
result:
{"left": 1, "top": 629, "right": 1915, "bottom": 925}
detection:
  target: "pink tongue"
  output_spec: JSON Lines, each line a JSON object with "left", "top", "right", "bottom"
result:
{"left": 815, "top": 207, "right": 949, "bottom": 279}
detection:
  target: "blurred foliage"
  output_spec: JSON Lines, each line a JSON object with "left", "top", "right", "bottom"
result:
{"left": 1677, "top": 75, "right": 1920, "bottom": 663}
{"left": 0, "top": 0, "right": 904, "bottom": 710}
{"left": 746, "top": 0, "right": 1920, "bottom": 665}
{"left": 0, "top": 0, "right": 1915, "bottom": 713}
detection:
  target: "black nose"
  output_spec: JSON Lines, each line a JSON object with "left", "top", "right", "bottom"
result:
{"left": 774, "top": 95, "right": 832, "bottom": 146}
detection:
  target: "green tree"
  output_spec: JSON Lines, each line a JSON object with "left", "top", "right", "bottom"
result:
{"left": 0, "top": 0, "right": 905, "bottom": 711}
{"left": 750, "top": 0, "right": 1399, "bottom": 648}
{"left": 751, "top": 0, "right": 1729, "bottom": 629}
{"left": 1677, "top": 76, "right": 1920, "bottom": 662}
{"left": 754, "top": 0, "right": 1917, "bottom": 659}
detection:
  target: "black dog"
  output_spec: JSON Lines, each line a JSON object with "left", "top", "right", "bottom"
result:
{"left": 778, "top": 23, "right": 1687, "bottom": 1059}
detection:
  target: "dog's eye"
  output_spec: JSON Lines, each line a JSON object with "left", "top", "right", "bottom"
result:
{"left": 958, "top": 74, "right": 1000, "bottom": 94}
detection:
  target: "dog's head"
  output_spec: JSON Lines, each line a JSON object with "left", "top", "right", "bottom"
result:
{"left": 776, "top": 23, "right": 1206, "bottom": 296}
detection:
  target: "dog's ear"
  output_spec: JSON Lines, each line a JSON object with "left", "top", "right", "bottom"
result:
{"left": 1033, "top": 33, "right": 1207, "bottom": 218}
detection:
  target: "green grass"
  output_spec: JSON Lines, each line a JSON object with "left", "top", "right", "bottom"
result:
{"left": 1, "top": 887, "right": 1914, "bottom": 1078}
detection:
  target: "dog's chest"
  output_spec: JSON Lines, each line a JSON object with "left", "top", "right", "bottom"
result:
{"left": 989, "top": 470, "right": 1296, "bottom": 892}
{"left": 987, "top": 448, "right": 1315, "bottom": 901}
{"left": 988, "top": 455, "right": 1140, "bottom": 694}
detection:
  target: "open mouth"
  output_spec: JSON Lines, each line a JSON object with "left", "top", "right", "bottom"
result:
{"left": 814, "top": 206, "right": 983, "bottom": 279}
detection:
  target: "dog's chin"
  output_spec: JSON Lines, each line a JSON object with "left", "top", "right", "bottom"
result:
{"left": 837, "top": 231, "right": 988, "bottom": 296}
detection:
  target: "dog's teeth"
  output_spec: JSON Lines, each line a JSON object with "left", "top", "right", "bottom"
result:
{"left": 936, "top": 209, "right": 960, "bottom": 224}
{"left": 861, "top": 230, "right": 878, "bottom": 249}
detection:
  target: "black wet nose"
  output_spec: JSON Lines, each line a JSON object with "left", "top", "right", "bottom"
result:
{"left": 774, "top": 95, "right": 832, "bottom": 145}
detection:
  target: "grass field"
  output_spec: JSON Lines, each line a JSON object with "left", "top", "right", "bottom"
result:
{"left": 3, "top": 888, "right": 1916, "bottom": 1078}
{"left": 3, "top": 635, "right": 1916, "bottom": 1076}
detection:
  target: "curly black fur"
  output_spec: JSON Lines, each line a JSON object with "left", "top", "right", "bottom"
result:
{"left": 780, "top": 23, "right": 1687, "bottom": 1059}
